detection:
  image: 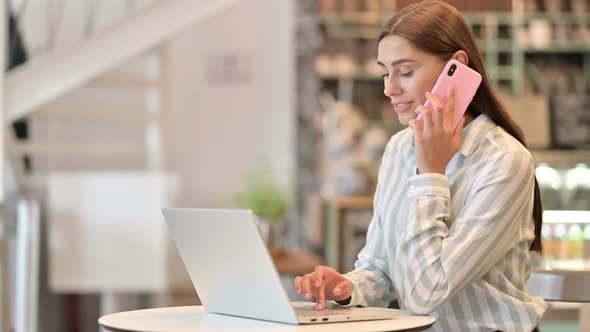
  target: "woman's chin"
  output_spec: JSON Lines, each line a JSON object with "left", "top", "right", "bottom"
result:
{"left": 397, "top": 112, "right": 418, "bottom": 126}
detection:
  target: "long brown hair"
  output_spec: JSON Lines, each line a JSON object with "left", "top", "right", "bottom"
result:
{"left": 379, "top": 0, "right": 543, "bottom": 253}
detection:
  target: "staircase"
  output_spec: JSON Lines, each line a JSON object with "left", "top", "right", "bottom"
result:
{"left": 4, "top": 0, "right": 240, "bottom": 187}
{"left": 12, "top": 50, "right": 164, "bottom": 181}
{"left": 6, "top": 0, "right": 240, "bottom": 122}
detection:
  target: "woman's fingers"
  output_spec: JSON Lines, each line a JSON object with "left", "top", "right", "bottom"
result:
{"left": 423, "top": 108, "right": 433, "bottom": 135}
{"left": 409, "top": 118, "right": 424, "bottom": 140}
{"left": 294, "top": 276, "right": 302, "bottom": 294}
{"left": 316, "top": 279, "right": 326, "bottom": 310}
{"left": 425, "top": 92, "right": 444, "bottom": 129}
{"left": 443, "top": 88, "right": 456, "bottom": 130}
{"left": 313, "top": 267, "right": 325, "bottom": 309}
{"left": 453, "top": 116, "right": 466, "bottom": 148}
{"left": 295, "top": 266, "right": 353, "bottom": 310}
{"left": 302, "top": 275, "right": 313, "bottom": 300}
{"left": 314, "top": 266, "right": 324, "bottom": 289}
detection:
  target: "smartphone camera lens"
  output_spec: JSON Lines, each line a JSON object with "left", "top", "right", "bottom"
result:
{"left": 448, "top": 64, "right": 457, "bottom": 76}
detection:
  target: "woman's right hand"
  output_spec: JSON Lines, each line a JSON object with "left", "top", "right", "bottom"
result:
{"left": 294, "top": 265, "right": 353, "bottom": 310}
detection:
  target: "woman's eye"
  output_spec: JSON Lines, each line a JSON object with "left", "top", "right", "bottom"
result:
{"left": 381, "top": 73, "right": 389, "bottom": 78}
{"left": 401, "top": 71, "right": 414, "bottom": 77}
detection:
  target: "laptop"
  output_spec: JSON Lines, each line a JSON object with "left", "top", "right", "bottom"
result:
{"left": 162, "top": 208, "right": 399, "bottom": 324}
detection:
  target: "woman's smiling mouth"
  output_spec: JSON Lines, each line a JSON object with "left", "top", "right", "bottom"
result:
{"left": 393, "top": 101, "right": 413, "bottom": 113}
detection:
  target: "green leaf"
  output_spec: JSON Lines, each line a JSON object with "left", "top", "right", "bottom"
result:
{"left": 232, "top": 167, "right": 290, "bottom": 221}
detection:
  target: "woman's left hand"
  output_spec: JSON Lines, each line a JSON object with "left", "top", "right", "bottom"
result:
{"left": 409, "top": 89, "right": 465, "bottom": 175}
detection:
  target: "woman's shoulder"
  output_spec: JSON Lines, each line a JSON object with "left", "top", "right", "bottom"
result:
{"left": 471, "top": 124, "right": 534, "bottom": 169}
{"left": 461, "top": 124, "right": 536, "bottom": 191}
{"left": 487, "top": 126, "right": 532, "bottom": 158}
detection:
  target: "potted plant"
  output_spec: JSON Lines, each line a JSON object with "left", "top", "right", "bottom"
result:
{"left": 233, "top": 167, "right": 290, "bottom": 246}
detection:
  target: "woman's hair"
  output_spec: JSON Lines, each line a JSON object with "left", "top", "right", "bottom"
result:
{"left": 379, "top": 0, "right": 543, "bottom": 253}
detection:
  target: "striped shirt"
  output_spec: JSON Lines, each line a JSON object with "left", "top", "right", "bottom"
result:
{"left": 343, "top": 113, "right": 547, "bottom": 331}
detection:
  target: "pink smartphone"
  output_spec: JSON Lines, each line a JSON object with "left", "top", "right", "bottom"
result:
{"left": 418, "top": 59, "right": 482, "bottom": 131}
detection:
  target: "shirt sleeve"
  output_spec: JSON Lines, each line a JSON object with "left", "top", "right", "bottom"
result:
{"left": 396, "top": 151, "right": 535, "bottom": 315}
{"left": 339, "top": 141, "right": 397, "bottom": 308}
{"left": 342, "top": 211, "right": 396, "bottom": 307}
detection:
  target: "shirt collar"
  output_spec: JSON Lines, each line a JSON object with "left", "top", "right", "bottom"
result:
{"left": 458, "top": 113, "right": 496, "bottom": 156}
{"left": 409, "top": 113, "right": 496, "bottom": 157}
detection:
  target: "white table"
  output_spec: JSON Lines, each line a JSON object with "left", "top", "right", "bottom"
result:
{"left": 526, "top": 259, "right": 590, "bottom": 331}
{"left": 98, "top": 305, "right": 436, "bottom": 332}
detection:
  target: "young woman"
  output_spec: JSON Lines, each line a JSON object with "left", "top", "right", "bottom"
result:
{"left": 295, "top": 1, "right": 547, "bottom": 331}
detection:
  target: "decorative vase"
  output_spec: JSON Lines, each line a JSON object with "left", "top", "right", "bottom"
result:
{"left": 255, "top": 218, "right": 270, "bottom": 244}
{"left": 255, "top": 218, "right": 286, "bottom": 247}
{"left": 528, "top": 19, "right": 552, "bottom": 49}
{"left": 267, "top": 220, "right": 286, "bottom": 247}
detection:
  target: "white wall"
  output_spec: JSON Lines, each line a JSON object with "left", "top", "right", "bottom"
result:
{"left": 164, "top": 0, "right": 295, "bottom": 208}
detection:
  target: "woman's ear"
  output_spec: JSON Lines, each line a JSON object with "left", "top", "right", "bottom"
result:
{"left": 451, "top": 50, "right": 468, "bottom": 66}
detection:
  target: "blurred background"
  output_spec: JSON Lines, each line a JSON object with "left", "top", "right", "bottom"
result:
{"left": 0, "top": 0, "right": 588, "bottom": 331}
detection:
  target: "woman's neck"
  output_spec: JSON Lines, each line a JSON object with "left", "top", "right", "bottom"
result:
{"left": 463, "top": 113, "right": 474, "bottom": 128}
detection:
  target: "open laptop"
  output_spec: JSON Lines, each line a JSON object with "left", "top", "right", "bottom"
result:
{"left": 162, "top": 208, "right": 399, "bottom": 324}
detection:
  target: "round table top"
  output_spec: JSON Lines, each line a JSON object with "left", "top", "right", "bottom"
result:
{"left": 526, "top": 259, "right": 590, "bottom": 302}
{"left": 534, "top": 259, "right": 590, "bottom": 274}
{"left": 99, "top": 305, "right": 436, "bottom": 332}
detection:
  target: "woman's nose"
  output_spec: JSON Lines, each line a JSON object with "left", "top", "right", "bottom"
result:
{"left": 384, "top": 79, "right": 402, "bottom": 97}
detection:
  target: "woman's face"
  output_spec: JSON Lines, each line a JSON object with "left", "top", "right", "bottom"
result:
{"left": 377, "top": 35, "right": 447, "bottom": 125}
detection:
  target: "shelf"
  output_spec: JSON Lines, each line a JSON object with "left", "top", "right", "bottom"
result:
{"left": 476, "top": 39, "right": 514, "bottom": 53}
{"left": 324, "top": 195, "right": 373, "bottom": 209}
{"left": 523, "top": 12, "right": 590, "bottom": 23}
{"left": 537, "top": 258, "right": 590, "bottom": 272}
{"left": 318, "top": 10, "right": 590, "bottom": 96}
{"left": 318, "top": 65, "right": 515, "bottom": 81}
{"left": 531, "top": 149, "right": 590, "bottom": 165}
{"left": 543, "top": 211, "right": 590, "bottom": 224}
{"left": 463, "top": 12, "right": 514, "bottom": 24}
{"left": 321, "top": 27, "right": 381, "bottom": 40}
{"left": 496, "top": 65, "right": 514, "bottom": 80}
{"left": 523, "top": 45, "right": 590, "bottom": 53}
{"left": 322, "top": 11, "right": 518, "bottom": 25}
{"left": 321, "top": 12, "right": 518, "bottom": 39}
{"left": 320, "top": 12, "right": 384, "bottom": 26}
{"left": 269, "top": 247, "right": 323, "bottom": 275}
{"left": 320, "top": 13, "right": 383, "bottom": 39}
{"left": 547, "top": 302, "right": 582, "bottom": 310}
